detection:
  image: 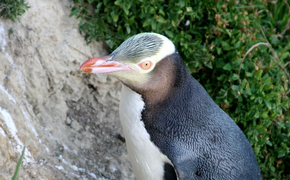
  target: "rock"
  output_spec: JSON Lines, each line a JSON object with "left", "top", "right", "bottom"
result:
{"left": 0, "top": 0, "right": 134, "bottom": 179}
{"left": 65, "top": 117, "right": 72, "bottom": 125}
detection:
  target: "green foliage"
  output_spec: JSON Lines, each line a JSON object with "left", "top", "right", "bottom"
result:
{"left": 12, "top": 140, "right": 31, "bottom": 180}
{"left": 71, "top": 0, "right": 290, "bottom": 179}
{"left": 0, "top": 0, "right": 29, "bottom": 20}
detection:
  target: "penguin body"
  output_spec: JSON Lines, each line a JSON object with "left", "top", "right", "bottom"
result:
{"left": 80, "top": 33, "right": 262, "bottom": 180}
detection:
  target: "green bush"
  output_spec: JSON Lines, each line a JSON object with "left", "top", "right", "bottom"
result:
{"left": 0, "top": 0, "right": 29, "bottom": 20}
{"left": 71, "top": 0, "right": 290, "bottom": 179}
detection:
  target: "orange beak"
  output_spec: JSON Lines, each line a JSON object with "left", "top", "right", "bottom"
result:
{"left": 79, "top": 55, "right": 133, "bottom": 74}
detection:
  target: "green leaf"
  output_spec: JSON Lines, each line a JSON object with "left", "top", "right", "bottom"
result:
{"left": 232, "top": 85, "right": 240, "bottom": 90}
{"left": 186, "top": 7, "right": 193, "bottom": 12}
{"left": 281, "top": 52, "right": 289, "bottom": 61}
{"left": 265, "top": 139, "right": 272, "bottom": 146}
{"left": 110, "top": 11, "right": 119, "bottom": 22}
{"left": 231, "top": 73, "right": 239, "bottom": 80}
{"left": 269, "top": 165, "right": 275, "bottom": 172}
{"left": 70, "top": 8, "right": 80, "bottom": 17}
{"left": 114, "top": 0, "right": 122, "bottom": 7}
{"left": 123, "top": 4, "right": 130, "bottom": 15}
{"left": 105, "top": 39, "right": 114, "bottom": 48}
{"left": 12, "top": 140, "right": 31, "bottom": 180}
{"left": 151, "top": 20, "right": 157, "bottom": 30}
{"left": 278, "top": 150, "right": 286, "bottom": 158}
{"left": 235, "top": 40, "right": 241, "bottom": 49}
{"left": 223, "top": 63, "right": 232, "bottom": 70}
{"left": 165, "top": 30, "right": 174, "bottom": 38}
{"left": 254, "top": 112, "right": 260, "bottom": 119}
{"left": 263, "top": 120, "right": 272, "bottom": 127}
{"left": 264, "top": 100, "right": 271, "bottom": 110}
{"left": 263, "top": 77, "right": 272, "bottom": 90}
{"left": 254, "top": 70, "right": 263, "bottom": 80}
{"left": 217, "top": 47, "right": 222, "bottom": 55}
{"left": 157, "top": 16, "right": 167, "bottom": 23}
{"left": 143, "top": 18, "right": 151, "bottom": 27}
{"left": 221, "top": 41, "right": 231, "bottom": 51}
{"left": 126, "top": 25, "right": 131, "bottom": 34}
{"left": 159, "top": 9, "right": 165, "bottom": 16}
{"left": 245, "top": 72, "right": 253, "bottom": 77}
{"left": 245, "top": 86, "right": 252, "bottom": 95}
{"left": 256, "top": 125, "right": 266, "bottom": 133}
{"left": 270, "top": 35, "right": 278, "bottom": 45}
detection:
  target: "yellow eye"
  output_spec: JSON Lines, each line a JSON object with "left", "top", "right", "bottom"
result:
{"left": 139, "top": 61, "right": 153, "bottom": 70}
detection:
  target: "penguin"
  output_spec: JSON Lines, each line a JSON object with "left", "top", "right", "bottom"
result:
{"left": 79, "top": 33, "right": 262, "bottom": 180}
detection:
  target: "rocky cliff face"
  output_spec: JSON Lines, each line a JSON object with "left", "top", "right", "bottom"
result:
{"left": 0, "top": 0, "right": 133, "bottom": 179}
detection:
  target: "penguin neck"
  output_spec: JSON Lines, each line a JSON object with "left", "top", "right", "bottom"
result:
{"left": 130, "top": 52, "right": 188, "bottom": 106}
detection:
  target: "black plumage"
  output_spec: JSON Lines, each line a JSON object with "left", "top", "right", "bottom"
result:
{"left": 137, "top": 52, "right": 262, "bottom": 179}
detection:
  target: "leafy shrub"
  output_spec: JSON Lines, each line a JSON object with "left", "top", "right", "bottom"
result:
{"left": 0, "top": 0, "right": 29, "bottom": 20}
{"left": 71, "top": 0, "right": 290, "bottom": 179}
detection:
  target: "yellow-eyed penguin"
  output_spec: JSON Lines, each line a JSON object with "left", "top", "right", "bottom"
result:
{"left": 79, "top": 33, "right": 262, "bottom": 180}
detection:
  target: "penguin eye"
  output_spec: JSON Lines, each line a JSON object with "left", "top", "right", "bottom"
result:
{"left": 139, "top": 60, "right": 153, "bottom": 70}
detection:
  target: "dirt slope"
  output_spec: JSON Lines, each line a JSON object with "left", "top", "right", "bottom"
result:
{"left": 0, "top": 0, "right": 134, "bottom": 179}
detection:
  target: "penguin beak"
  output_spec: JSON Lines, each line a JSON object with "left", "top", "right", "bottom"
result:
{"left": 79, "top": 55, "right": 133, "bottom": 74}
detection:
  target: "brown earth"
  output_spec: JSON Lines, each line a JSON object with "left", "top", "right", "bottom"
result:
{"left": 0, "top": 0, "right": 134, "bottom": 179}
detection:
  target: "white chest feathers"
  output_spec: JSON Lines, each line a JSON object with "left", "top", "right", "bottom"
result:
{"left": 119, "top": 84, "right": 172, "bottom": 180}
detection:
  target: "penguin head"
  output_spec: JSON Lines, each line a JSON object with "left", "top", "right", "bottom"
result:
{"left": 79, "top": 33, "right": 176, "bottom": 88}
